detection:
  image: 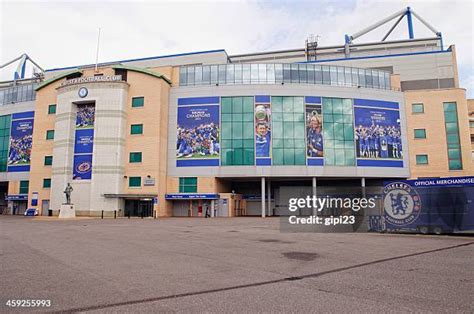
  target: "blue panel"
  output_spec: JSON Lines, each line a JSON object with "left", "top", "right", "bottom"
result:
{"left": 74, "top": 129, "right": 94, "bottom": 154}
{"left": 12, "top": 111, "right": 35, "bottom": 120}
{"left": 305, "top": 96, "right": 321, "bottom": 104}
{"left": 357, "top": 159, "right": 404, "bottom": 167}
{"left": 7, "top": 165, "right": 30, "bottom": 172}
{"left": 255, "top": 95, "right": 270, "bottom": 103}
{"left": 73, "top": 154, "right": 93, "bottom": 180}
{"left": 256, "top": 158, "right": 271, "bottom": 166}
{"left": 165, "top": 193, "right": 220, "bottom": 200}
{"left": 6, "top": 194, "right": 28, "bottom": 201}
{"left": 178, "top": 97, "right": 220, "bottom": 106}
{"left": 176, "top": 159, "right": 220, "bottom": 167}
{"left": 354, "top": 99, "right": 399, "bottom": 109}
{"left": 384, "top": 176, "right": 474, "bottom": 188}
{"left": 307, "top": 158, "right": 324, "bottom": 166}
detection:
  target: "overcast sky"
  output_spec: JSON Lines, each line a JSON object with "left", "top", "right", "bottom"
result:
{"left": 1, "top": 0, "right": 473, "bottom": 96}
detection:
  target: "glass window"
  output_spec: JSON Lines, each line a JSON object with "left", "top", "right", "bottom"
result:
{"left": 315, "top": 65, "right": 323, "bottom": 84}
{"left": 251, "top": 64, "right": 259, "bottom": 84}
{"left": 322, "top": 66, "right": 330, "bottom": 84}
{"left": 46, "top": 130, "right": 54, "bottom": 140}
{"left": 48, "top": 104, "right": 57, "bottom": 114}
{"left": 19, "top": 180, "right": 29, "bottom": 194}
{"left": 195, "top": 66, "right": 202, "bottom": 85}
{"left": 179, "top": 177, "right": 197, "bottom": 193}
{"left": 416, "top": 154, "right": 428, "bottom": 165}
{"left": 43, "top": 178, "right": 51, "bottom": 188}
{"left": 443, "top": 102, "right": 462, "bottom": 170}
{"left": 130, "top": 124, "right": 143, "bottom": 135}
{"left": 274, "top": 64, "right": 283, "bottom": 83}
{"left": 220, "top": 97, "right": 255, "bottom": 166}
{"left": 283, "top": 64, "right": 291, "bottom": 83}
{"left": 218, "top": 65, "right": 226, "bottom": 85}
{"left": 187, "top": 67, "right": 195, "bottom": 85}
{"left": 307, "top": 65, "right": 315, "bottom": 84}
{"left": 266, "top": 64, "right": 275, "bottom": 83}
{"left": 234, "top": 64, "right": 242, "bottom": 84}
{"left": 337, "top": 67, "right": 344, "bottom": 86}
{"left": 131, "top": 97, "right": 144, "bottom": 107}
{"left": 179, "top": 67, "right": 187, "bottom": 85}
{"left": 291, "top": 64, "right": 299, "bottom": 83}
{"left": 259, "top": 64, "right": 267, "bottom": 83}
{"left": 129, "top": 176, "right": 141, "bottom": 187}
{"left": 226, "top": 64, "right": 234, "bottom": 84}
{"left": 242, "top": 64, "right": 251, "bottom": 84}
{"left": 330, "top": 66, "right": 337, "bottom": 86}
{"left": 129, "top": 152, "right": 142, "bottom": 163}
{"left": 210, "top": 65, "right": 218, "bottom": 84}
{"left": 414, "top": 129, "right": 426, "bottom": 139}
{"left": 202, "top": 66, "right": 211, "bottom": 85}
{"left": 44, "top": 156, "right": 53, "bottom": 166}
{"left": 412, "top": 103, "right": 424, "bottom": 113}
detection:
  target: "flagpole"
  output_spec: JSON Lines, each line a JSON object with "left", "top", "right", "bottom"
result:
{"left": 95, "top": 27, "right": 101, "bottom": 72}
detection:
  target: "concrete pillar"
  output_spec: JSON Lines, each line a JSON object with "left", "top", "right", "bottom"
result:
{"left": 261, "top": 177, "right": 266, "bottom": 218}
{"left": 211, "top": 200, "right": 215, "bottom": 218}
{"left": 267, "top": 180, "right": 271, "bottom": 216}
{"left": 312, "top": 177, "right": 317, "bottom": 216}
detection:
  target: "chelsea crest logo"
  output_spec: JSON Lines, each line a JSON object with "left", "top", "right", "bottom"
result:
{"left": 383, "top": 182, "right": 422, "bottom": 226}
{"left": 76, "top": 161, "right": 91, "bottom": 174}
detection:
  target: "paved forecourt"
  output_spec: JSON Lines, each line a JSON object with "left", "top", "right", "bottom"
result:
{"left": 1, "top": 216, "right": 473, "bottom": 312}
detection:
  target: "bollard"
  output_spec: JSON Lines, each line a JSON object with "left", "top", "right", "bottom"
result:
{"left": 114, "top": 210, "right": 116, "bottom": 219}
{"left": 101, "top": 210, "right": 104, "bottom": 219}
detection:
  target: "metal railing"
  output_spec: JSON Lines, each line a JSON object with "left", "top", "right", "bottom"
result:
{"left": 179, "top": 63, "right": 392, "bottom": 90}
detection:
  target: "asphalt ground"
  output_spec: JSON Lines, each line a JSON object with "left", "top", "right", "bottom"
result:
{"left": 1, "top": 216, "right": 473, "bottom": 313}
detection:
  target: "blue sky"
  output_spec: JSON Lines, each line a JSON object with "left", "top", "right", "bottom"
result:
{"left": 1, "top": 0, "right": 472, "bottom": 96}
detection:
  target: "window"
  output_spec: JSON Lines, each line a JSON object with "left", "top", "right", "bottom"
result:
{"left": 48, "top": 104, "right": 57, "bottom": 114}
{"left": 0, "top": 115, "right": 11, "bottom": 172}
{"left": 43, "top": 178, "right": 51, "bottom": 188}
{"left": 130, "top": 124, "right": 143, "bottom": 135}
{"left": 469, "top": 121, "right": 474, "bottom": 128}
{"left": 414, "top": 129, "right": 426, "bottom": 139}
{"left": 129, "top": 152, "right": 142, "bottom": 163}
{"left": 46, "top": 130, "right": 54, "bottom": 140}
{"left": 272, "top": 96, "right": 306, "bottom": 165}
{"left": 416, "top": 154, "right": 429, "bottom": 165}
{"left": 19, "top": 180, "right": 29, "bottom": 194}
{"left": 179, "top": 177, "right": 197, "bottom": 193}
{"left": 412, "top": 103, "right": 424, "bottom": 113}
{"left": 132, "top": 97, "right": 144, "bottom": 108}
{"left": 323, "top": 98, "right": 355, "bottom": 166}
{"left": 44, "top": 156, "right": 53, "bottom": 166}
{"left": 443, "top": 102, "right": 462, "bottom": 170}
{"left": 221, "top": 97, "right": 255, "bottom": 166}
{"left": 129, "top": 176, "right": 141, "bottom": 187}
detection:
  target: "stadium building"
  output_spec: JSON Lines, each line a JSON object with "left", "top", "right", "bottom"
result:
{"left": 0, "top": 8, "right": 472, "bottom": 217}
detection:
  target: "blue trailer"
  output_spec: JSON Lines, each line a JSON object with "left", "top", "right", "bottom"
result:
{"left": 381, "top": 176, "right": 474, "bottom": 234}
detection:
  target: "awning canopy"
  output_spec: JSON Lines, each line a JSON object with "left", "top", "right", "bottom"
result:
{"left": 103, "top": 194, "right": 157, "bottom": 199}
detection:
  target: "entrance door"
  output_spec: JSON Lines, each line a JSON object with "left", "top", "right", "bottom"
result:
{"left": 41, "top": 200, "right": 50, "bottom": 216}
{"left": 125, "top": 199, "right": 153, "bottom": 217}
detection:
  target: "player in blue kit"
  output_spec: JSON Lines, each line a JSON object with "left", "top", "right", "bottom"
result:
{"left": 307, "top": 115, "right": 323, "bottom": 157}
{"left": 379, "top": 131, "right": 389, "bottom": 158}
{"left": 255, "top": 122, "right": 271, "bottom": 157}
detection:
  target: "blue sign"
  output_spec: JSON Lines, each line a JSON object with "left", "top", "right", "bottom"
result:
{"left": 6, "top": 194, "right": 28, "bottom": 201}
{"left": 354, "top": 107, "right": 403, "bottom": 163}
{"left": 7, "top": 118, "right": 34, "bottom": 172}
{"left": 74, "top": 128, "right": 94, "bottom": 154}
{"left": 176, "top": 100, "right": 220, "bottom": 165}
{"left": 73, "top": 154, "right": 93, "bottom": 180}
{"left": 165, "top": 194, "right": 220, "bottom": 200}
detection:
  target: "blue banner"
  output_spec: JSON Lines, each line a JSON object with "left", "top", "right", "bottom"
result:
{"left": 255, "top": 102, "right": 271, "bottom": 158}
{"left": 7, "top": 118, "right": 34, "bottom": 172}
{"left": 74, "top": 129, "right": 94, "bottom": 154}
{"left": 73, "top": 154, "right": 93, "bottom": 180}
{"left": 73, "top": 104, "right": 95, "bottom": 180}
{"left": 176, "top": 103, "right": 220, "bottom": 162}
{"left": 354, "top": 107, "right": 403, "bottom": 161}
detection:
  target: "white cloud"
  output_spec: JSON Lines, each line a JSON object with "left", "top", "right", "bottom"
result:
{"left": 1, "top": 0, "right": 472, "bottom": 96}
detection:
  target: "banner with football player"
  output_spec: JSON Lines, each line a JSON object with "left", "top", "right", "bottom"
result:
{"left": 255, "top": 103, "right": 271, "bottom": 158}
{"left": 7, "top": 115, "right": 34, "bottom": 172}
{"left": 176, "top": 105, "right": 220, "bottom": 159}
{"left": 354, "top": 107, "right": 402, "bottom": 159}
{"left": 305, "top": 104, "right": 323, "bottom": 158}
{"left": 73, "top": 104, "right": 95, "bottom": 180}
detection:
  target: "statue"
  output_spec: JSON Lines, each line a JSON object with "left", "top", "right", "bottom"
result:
{"left": 64, "top": 183, "right": 73, "bottom": 204}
